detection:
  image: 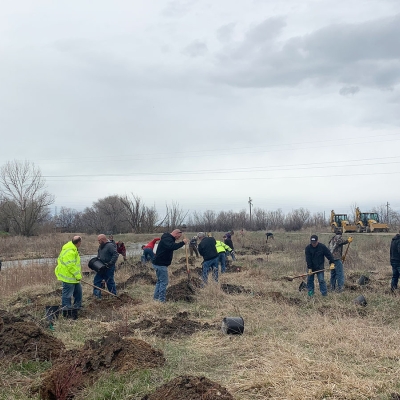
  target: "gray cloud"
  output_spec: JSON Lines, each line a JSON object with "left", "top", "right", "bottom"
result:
{"left": 339, "top": 85, "right": 360, "bottom": 96}
{"left": 214, "top": 14, "right": 400, "bottom": 89}
{"left": 182, "top": 40, "right": 208, "bottom": 57}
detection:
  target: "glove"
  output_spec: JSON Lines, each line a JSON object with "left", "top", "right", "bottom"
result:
{"left": 308, "top": 269, "right": 312, "bottom": 275}
{"left": 76, "top": 274, "right": 82, "bottom": 281}
{"left": 347, "top": 237, "right": 353, "bottom": 243}
{"left": 330, "top": 263, "right": 335, "bottom": 270}
{"left": 104, "top": 263, "right": 109, "bottom": 269}
{"left": 231, "top": 251, "right": 235, "bottom": 256}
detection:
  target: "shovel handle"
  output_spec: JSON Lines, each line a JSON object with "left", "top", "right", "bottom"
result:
{"left": 80, "top": 278, "right": 121, "bottom": 299}
{"left": 342, "top": 242, "right": 351, "bottom": 262}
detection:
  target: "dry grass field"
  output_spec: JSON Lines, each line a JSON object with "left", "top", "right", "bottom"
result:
{"left": 0, "top": 231, "right": 399, "bottom": 399}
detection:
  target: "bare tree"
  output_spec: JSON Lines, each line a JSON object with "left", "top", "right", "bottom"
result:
{"left": 0, "top": 160, "right": 54, "bottom": 236}
{"left": 163, "top": 202, "right": 188, "bottom": 230}
{"left": 283, "top": 208, "right": 310, "bottom": 231}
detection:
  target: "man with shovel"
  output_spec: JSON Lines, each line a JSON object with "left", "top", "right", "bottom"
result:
{"left": 305, "top": 235, "right": 335, "bottom": 297}
{"left": 329, "top": 229, "right": 353, "bottom": 292}
{"left": 55, "top": 236, "right": 83, "bottom": 317}
{"left": 152, "top": 229, "right": 188, "bottom": 302}
{"left": 93, "top": 234, "right": 119, "bottom": 298}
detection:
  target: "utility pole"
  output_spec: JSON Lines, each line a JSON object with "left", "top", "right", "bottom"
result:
{"left": 248, "top": 197, "right": 253, "bottom": 228}
{"left": 387, "top": 201, "right": 390, "bottom": 224}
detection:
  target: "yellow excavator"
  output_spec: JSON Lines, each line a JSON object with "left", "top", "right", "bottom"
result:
{"left": 355, "top": 207, "right": 389, "bottom": 233}
{"left": 330, "top": 210, "right": 357, "bottom": 233}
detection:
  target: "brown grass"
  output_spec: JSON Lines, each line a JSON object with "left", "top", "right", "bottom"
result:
{"left": 1, "top": 231, "right": 400, "bottom": 399}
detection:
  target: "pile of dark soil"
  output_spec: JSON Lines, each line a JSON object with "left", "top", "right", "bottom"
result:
{"left": 220, "top": 284, "right": 251, "bottom": 295}
{"left": 80, "top": 293, "right": 142, "bottom": 321}
{"left": 166, "top": 277, "right": 203, "bottom": 302}
{"left": 0, "top": 310, "right": 65, "bottom": 361}
{"left": 142, "top": 375, "right": 234, "bottom": 400}
{"left": 39, "top": 333, "right": 165, "bottom": 400}
{"left": 117, "top": 312, "right": 216, "bottom": 338}
{"left": 172, "top": 266, "right": 202, "bottom": 277}
{"left": 177, "top": 256, "right": 198, "bottom": 266}
{"left": 224, "top": 264, "right": 242, "bottom": 273}
{"left": 116, "top": 272, "right": 156, "bottom": 290}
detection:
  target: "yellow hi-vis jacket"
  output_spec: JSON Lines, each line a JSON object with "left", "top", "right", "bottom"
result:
{"left": 55, "top": 241, "right": 82, "bottom": 283}
{"left": 215, "top": 240, "right": 232, "bottom": 254}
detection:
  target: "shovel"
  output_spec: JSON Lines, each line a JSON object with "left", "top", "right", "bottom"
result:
{"left": 283, "top": 268, "right": 327, "bottom": 282}
{"left": 342, "top": 242, "right": 351, "bottom": 263}
{"left": 80, "top": 278, "right": 122, "bottom": 300}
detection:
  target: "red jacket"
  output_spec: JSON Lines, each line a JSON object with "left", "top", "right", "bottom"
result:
{"left": 116, "top": 242, "right": 126, "bottom": 256}
{"left": 144, "top": 238, "right": 160, "bottom": 250}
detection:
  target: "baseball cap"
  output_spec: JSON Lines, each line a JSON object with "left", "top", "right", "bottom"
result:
{"left": 310, "top": 235, "right": 318, "bottom": 242}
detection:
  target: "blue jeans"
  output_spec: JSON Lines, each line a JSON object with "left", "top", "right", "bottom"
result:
{"left": 93, "top": 265, "right": 116, "bottom": 298}
{"left": 202, "top": 257, "right": 219, "bottom": 284}
{"left": 330, "top": 259, "right": 345, "bottom": 291}
{"left": 153, "top": 264, "right": 168, "bottom": 302}
{"left": 62, "top": 282, "right": 82, "bottom": 309}
{"left": 218, "top": 252, "right": 227, "bottom": 273}
{"left": 141, "top": 248, "right": 155, "bottom": 263}
{"left": 307, "top": 271, "right": 327, "bottom": 296}
{"left": 391, "top": 262, "right": 400, "bottom": 290}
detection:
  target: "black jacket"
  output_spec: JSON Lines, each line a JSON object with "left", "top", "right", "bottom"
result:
{"left": 224, "top": 238, "right": 234, "bottom": 250}
{"left": 98, "top": 241, "right": 119, "bottom": 266}
{"left": 305, "top": 242, "right": 334, "bottom": 271}
{"left": 198, "top": 237, "right": 218, "bottom": 261}
{"left": 390, "top": 234, "right": 400, "bottom": 263}
{"left": 153, "top": 232, "right": 185, "bottom": 267}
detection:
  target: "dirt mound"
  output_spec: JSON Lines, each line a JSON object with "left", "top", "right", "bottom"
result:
{"left": 224, "top": 264, "right": 242, "bottom": 273}
{"left": 0, "top": 310, "right": 64, "bottom": 361}
{"left": 80, "top": 294, "right": 142, "bottom": 321}
{"left": 220, "top": 284, "right": 251, "bottom": 295}
{"left": 117, "top": 312, "right": 216, "bottom": 338}
{"left": 142, "top": 375, "right": 234, "bottom": 400}
{"left": 166, "top": 278, "right": 203, "bottom": 302}
{"left": 40, "top": 333, "right": 165, "bottom": 400}
{"left": 177, "top": 256, "right": 198, "bottom": 266}
{"left": 116, "top": 272, "right": 156, "bottom": 290}
{"left": 172, "top": 266, "right": 202, "bottom": 277}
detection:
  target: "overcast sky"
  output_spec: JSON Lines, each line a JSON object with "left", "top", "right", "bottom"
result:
{"left": 1, "top": 0, "right": 400, "bottom": 218}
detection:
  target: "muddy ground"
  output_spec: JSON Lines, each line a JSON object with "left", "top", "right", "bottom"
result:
{"left": 79, "top": 293, "right": 142, "bottom": 321}
{"left": 166, "top": 277, "right": 203, "bottom": 302}
{"left": 115, "top": 311, "right": 216, "bottom": 338}
{"left": 0, "top": 310, "right": 64, "bottom": 362}
{"left": 142, "top": 375, "right": 234, "bottom": 400}
{"left": 39, "top": 333, "right": 165, "bottom": 400}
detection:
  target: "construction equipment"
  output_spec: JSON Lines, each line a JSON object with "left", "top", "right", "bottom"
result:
{"left": 330, "top": 210, "right": 357, "bottom": 233}
{"left": 355, "top": 207, "right": 389, "bottom": 233}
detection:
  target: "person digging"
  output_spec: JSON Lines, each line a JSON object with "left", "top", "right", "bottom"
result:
{"left": 328, "top": 229, "right": 353, "bottom": 292}
{"left": 305, "top": 234, "right": 335, "bottom": 297}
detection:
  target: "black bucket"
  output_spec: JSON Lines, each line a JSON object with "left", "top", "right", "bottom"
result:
{"left": 45, "top": 306, "right": 60, "bottom": 322}
{"left": 221, "top": 317, "right": 244, "bottom": 335}
{"left": 358, "top": 275, "right": 370, "bottom": 286}
{"left": 88, "top": 257, "right": 106, "bottom": 273}
{"left": 354, "top": 295, "right": 367, "bottom": 306}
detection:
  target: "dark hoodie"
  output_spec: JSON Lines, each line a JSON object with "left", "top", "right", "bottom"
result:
{"left": 390, "top": 234, "right": 400, "bottom": 263}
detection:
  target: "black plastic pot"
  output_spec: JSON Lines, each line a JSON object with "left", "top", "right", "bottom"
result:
{"left": 354, "top": 295, "right": 367, "bottom": 306}
{"left": 221, "top": 317, "right": 244, "bottom": 335}
{"left": 88, "top": 257, "right": 106, "bottom": 273}
{"left": 358, "top": 275, "right": 370, "bottom": 286}
{"left": 45, "top": 306, "right": 60, "bottom": 321}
